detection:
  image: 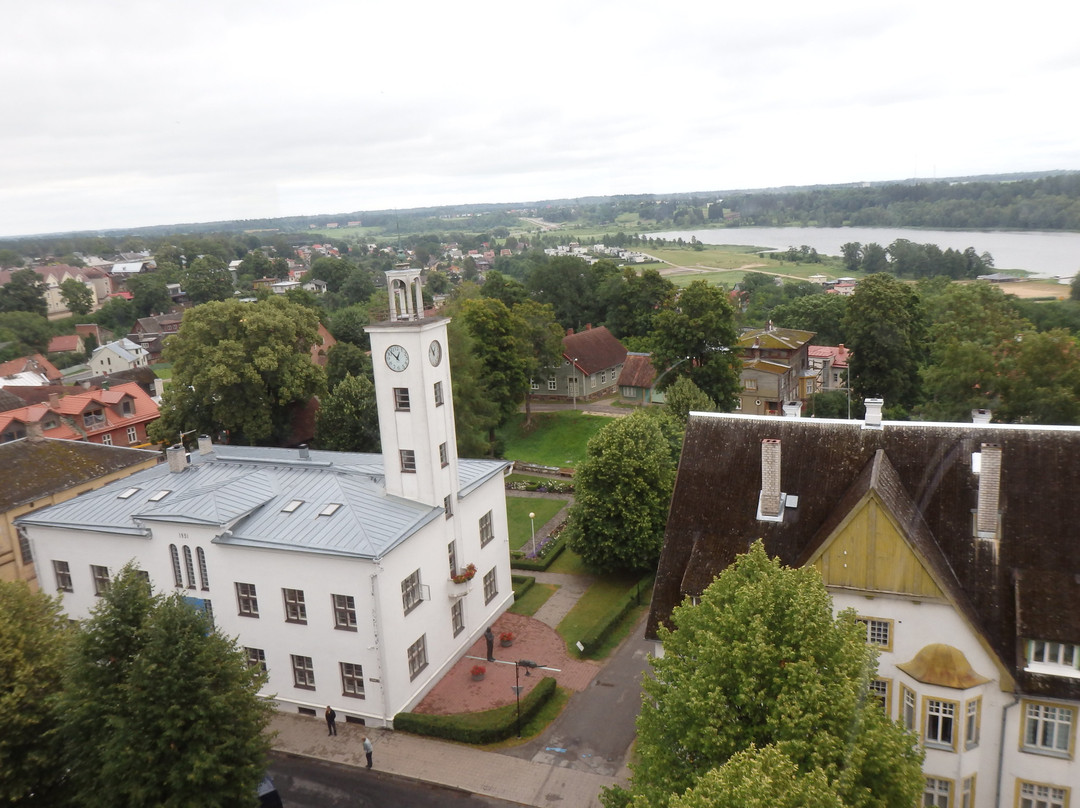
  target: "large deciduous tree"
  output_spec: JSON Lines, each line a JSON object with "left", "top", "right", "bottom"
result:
{"left": 651, "top": 280, "right": 741, "bottom": 408}
{"left": 0, "top": 582, "right": 70, "bottom": 806}
{"left": 60, "top": 567, "right": 272, "bottom": 808}
{"left": 149, "top": 297, "right": 326, "bottom": 445}
{"left": 513, "top": 299, "right": 565, "bottom": 425}
{"left": 606, "top": 542, "right": 923, "bottom": 808}
{"left": 181, "top": 255, "right": 234, "bottom": 304}
{"left": 843, "top": 273, "right": 926, "bottom": 412}
{"left": 59, "top": 278, "right": 94, "bottom": 316}
{"left": 566, "top": 409, "right": 677, "bottom": 573}
{"left": 458, "top": 296, "right": 530, "bottom": 437}
{"left": 315, "top": 372, "right": 380, "bottom": 452}
{"left": 0, "top": 268, "right": 48, "bottom": 317}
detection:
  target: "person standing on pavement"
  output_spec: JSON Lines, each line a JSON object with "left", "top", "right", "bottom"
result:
{"left": 484, "top": 626, "right": 495, "bottom": 662}
{"left": 325, "top": 705, "right": 337, "bottom": 736}
{"left": 362, "top": 736, "right": 374, "bottom": 769}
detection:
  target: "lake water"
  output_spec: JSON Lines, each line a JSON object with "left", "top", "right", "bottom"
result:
{"left": 645, "top": 227, "right": 1080, "bottom": 279}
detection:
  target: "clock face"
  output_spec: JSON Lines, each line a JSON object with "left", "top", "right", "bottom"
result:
{"left": 428, "top": 339, "right": 443, "bottom": 366}
{"left": 385, "top": 344, "right": 409, "bottom": 372}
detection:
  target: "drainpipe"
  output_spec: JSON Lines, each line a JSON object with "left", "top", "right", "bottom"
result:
{"left": 369, "top": 566, "right": 390, "bottom": 726}
{"left": 996, "top": 695, "right": 1020, "bottom": 808}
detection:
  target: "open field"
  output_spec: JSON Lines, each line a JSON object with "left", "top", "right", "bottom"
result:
{"left": 498, "top": 411, "right": 614, "bottom": 468}
{"left": 997, "top": 279, "right": 1071, "bottom": 299}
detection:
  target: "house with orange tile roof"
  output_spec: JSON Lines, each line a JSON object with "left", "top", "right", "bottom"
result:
{"left": 0, "top": 382, "right": 159, "bottom": 447}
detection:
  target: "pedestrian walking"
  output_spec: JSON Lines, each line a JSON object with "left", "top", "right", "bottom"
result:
{"left": 484, "top": 626, "right": 495, "bottom": 662}
{"left": 325, "top": 705, "right": 337, "bottom": 736}
{"left": 363, "top": 736, "right": 373, "bottom": 769}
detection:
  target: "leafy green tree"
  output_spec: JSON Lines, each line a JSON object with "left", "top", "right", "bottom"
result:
{"left": 513, "top": 299, "right": 564, "bottom": 425}
{"left": 91, "top": 295, "right": 135, "bottom": 335}
{"left": 606, "top": 542, "right": 923, "bottom": 808}
{"left": 860, "top": 243, "right": 888, "bottom": 274}
{"left": 843, "top": 274, "right": 926, "bottom": 412}
{"left": 770, "top": 294, "right": 848, "bottom": 346}
{"left": 995, "top": 329, "right": 1080, "bottom": 424}
{"left": 60, "top": 567, "right": 272, "bottom": 808}
{"left": 328, "top": 303, "right": 371, "bottom": 347}
{"left": 125, "top": 272, "right": 174, "bottom": 318}
{"left": 182, "top": 255, "right": 234, "bottom": 304}
{"left": 840, "top": 243, "right": 862, "bottom": 274}
{"left": 1071, "top": 272, "right": 1080, "bottom": 302}
{"left": 326, "top": 341, "right": 373, "bottom": 390}
{"left": 525, "top": 256, "right": 619, "bottom": 330}
{"left": 315, "top": 372, "right": 380, "bottom": 451}
{"left": 603, "top": 267, "right": 677, "bottom": 340}
{"left": 309, "top": 256, "right": 353, "bottom": 293}
{"left": 0, "top": 248, "right": 24, "bottom": 268}
{"left": 59, "top": 278, "right": 94, "bottom": 316}
{"left": 651, "top": 280, "right": 741, "bottom": 408}
{"left": 446, "top": 315, "right": 500, "bottom": 457}
{"left": 480, "top": 270, "right": 529, "bottom": 308}
{"left": 566, "top": 409, "right": 677, "bottom": 573}
{"left": 0, "top": 268, "right": 48, "bottom": 317}
{"left": 458, "top": 297, "right": 530, "bottom": 437}
{"left": 237, "top": 249, "right": 272, "bottom": 285}
{"left": 149, "top": 297, "right": 326, "bottom": 445}
{"left": 338, "top": 266, "right": 377, "bottom": 305}
{"left": 0, "top": 311, "right": 52, "bottom": 355}
{"left": 0, "top": 582, "right": 70, "bottom": 806}
{"left": 663, "top": 375, "right": 716, "bottom": 423}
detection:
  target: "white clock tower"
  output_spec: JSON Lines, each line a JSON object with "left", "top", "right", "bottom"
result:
{"left": 365, "top": 269, "right": 458, "bottom": 508}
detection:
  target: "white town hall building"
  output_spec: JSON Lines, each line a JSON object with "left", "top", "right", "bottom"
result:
{"left": 18, "top": 269, "right": 514, "bottom": 726}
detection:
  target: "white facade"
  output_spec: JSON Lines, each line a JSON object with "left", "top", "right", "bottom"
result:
{"left": 88, "top": 338, "right": 149, "bottom": 375}
{"left": 20, "top": 277, "right": 514, "bottom": 726}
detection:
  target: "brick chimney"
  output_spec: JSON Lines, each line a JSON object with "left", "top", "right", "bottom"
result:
{"left": 197, "top": 435, "right": 214, "bottom": 455}
{"left": 759, "top": 439, "right": 782, "bottom": 518}
{"left": 976, "top": 443, "right": 1002, "bottom": 537}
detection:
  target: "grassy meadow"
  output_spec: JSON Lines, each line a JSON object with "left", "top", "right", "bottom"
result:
{"left": 498, "top": 410, "right": 614, "bottom": 468}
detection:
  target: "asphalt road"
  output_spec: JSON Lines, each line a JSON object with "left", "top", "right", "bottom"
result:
{"left": 267, "top": 752, "right": 517, "bottom": 808}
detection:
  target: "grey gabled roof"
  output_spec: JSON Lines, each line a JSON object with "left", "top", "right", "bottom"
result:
{"left": 17, "top": 445, "right": 508, "bottom": 560}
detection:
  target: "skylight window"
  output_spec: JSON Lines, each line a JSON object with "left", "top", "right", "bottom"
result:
{"left": 117, "top": 487, "right": 140, "bottom": 499}
{"left": 147, "top": 490, "right": 171, "bottom": 502}
{"left": 281, "top": 500, "right": 304, "bottom": 513}
{"left": 319, "top": 503, "right": 342, "bottom": 517}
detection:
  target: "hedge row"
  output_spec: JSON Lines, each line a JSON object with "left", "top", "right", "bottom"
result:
{"left": 510, "top": 532, "right": 567, "bottom": 571}
{"left": 511, "top": 575, "right": 535, "bottom": 600}
{"left": 393, "top": 676, "right": 557, "bottom": 744}
{"left": 577, "top": 573, "right": 655, "bottom": 658}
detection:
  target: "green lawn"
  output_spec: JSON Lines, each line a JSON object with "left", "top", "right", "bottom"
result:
{"left": 506, "top": 497, "right": 567, "bottom": 551}
{"left": 498, "top": 411, "right": 614, "bottom": 468}
{"left": 508, "top": 582, "right": 557, "bottom": 617}
{"left": 556, "top": 572, "right": 651, "bottom": 656}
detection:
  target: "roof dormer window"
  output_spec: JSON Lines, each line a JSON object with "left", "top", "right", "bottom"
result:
{"left": 117, "top": 487, "right": 140, "bottom": 499}
{"left": 1025, "top": 640, "right": 1080, "bottom": 679}
{"left": 147, "top": 489, "right": 171, "bottom": 502}
{"left": 319, "top": 503, "right": 342, "bottom": 517}
{"left": 281, "top": 500, "right": 304, "bottom": 513}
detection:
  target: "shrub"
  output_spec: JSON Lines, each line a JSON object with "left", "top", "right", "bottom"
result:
{"left": 576, "top": 573, "right": 655, "bottom": 658}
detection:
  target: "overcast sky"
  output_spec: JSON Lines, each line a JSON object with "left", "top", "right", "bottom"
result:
{"left": 3, "top": 0, "right": 1078, "bottom": 238}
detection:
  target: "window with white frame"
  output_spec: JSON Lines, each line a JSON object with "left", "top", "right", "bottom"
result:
{"left": 964, "top": 698, "right": 980, "bottom": 749}
{"left": 902, "top": 685, "right": 917, "bottom": 732}
{"left": 451, "top": 598, "right": 464, "bottom": 637}
{"left": 479, "top": 510, "right": 494, "bottom": 547}
{"left": 925, "top": 698, "right": 957, "bottom": 750}
{"left": 91, "top": 564, "right": 110, "bottom": 595}
{"left": 923, "top": 777, "right": 951, "bottom": 808}
{"left": 169, "top": 544, "right": 183, "bottom": 586}
{"left": 857, "top": 616, "right": 892, "bottom": 650}
{"left": 53, "top": 560, "right": 73, "bottom": 592}
{"left": 439, "top": 442, "right": 449, "bottom": 467}
{"left": 182, "top": 546, "right": 196, "bottom": 589}
{"left": 283, "top": 588, "right": 307, "bottom": 624}
{"left": 401, "top": 569, "right": 423, "bottom": 615}
{"left": 394, "top": 387, "right": 410, "bottom": 411}
{"left": 1023, "top": 701, "right": 1074, "bottom": 755}
{"left": 591, "top": 374, "right": 597, "bottom": 388}
{"left": 340, "top": 662, "right": 365, "bottom": 698}
{"left": 530, "top": 379, "right": 539, "bottom": 390}
{"left": 333, "top": 594, "right": 357, "bottom": 630}
{"left": 600, "top": 370, "right": 607, "bottom": 384}
{"left": 443, "top": 494, "right": 453, "bottom": 518}
{"left": 1019, "top": 781, "right": 1068, "bottom": 808}
{"left": 434, "top": 381, "right": 444, "bottom": 406}
{"left": 101, "top": 433, "right": 112, "bottom": 445}
{"left": 447, "top": 541, "right": 457, "bottom": 577}
{"left": 244, "top": 647, "right": 266, "bottom": 671}
{"left": 869, "top": 679, "right": 890, "bottom": 714}
{"left": 291, "top": 654, "right": 315, "bottom": 689}
{"left": 400, "top": 449, "right": 416, "bottom": 473}
{"left": 407, "top": 635, "right": 428, "bottom": 680}
{"left": 547, "top": 376, "right": 557, "bottom": 391}
{"left": 1026, "top": 640, "right": 1080, "bottom": 677}
{"left": 196, "top": 547, "right": 209, "bottom": 590}
{"left": 483, "top": 567, "right": 497, "bottom": 604}
{"left": 127, "top": 426, "right": 138, "bottom": 443}
{"left": 236, "top": 582, "right": 259, "bottom": 617}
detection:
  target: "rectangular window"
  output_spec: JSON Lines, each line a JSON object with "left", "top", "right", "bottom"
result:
{"left": 447, "top": 541, "right": 457, "bottom": 577}
{"left": 530, "top": 379, "right": 539, "bottom": 391}
{"left": 600, "top": 370, "right": 607, "bottom": 384}
{"left": 91, "top": 564, "right": 110, "bottom": 596}
{"left": 121, "top": 399, "right": 134, "bottom": 417}
{"left": 923, "top": 777, "right": 952, "bottom": 808}
{"left": 434, "top": 381, "right": 444, "bottom": 406}
{"left": 857, "top": 616, "right": 893, "bottom": 651}
{"left": 960, "top": 776, "right": 975, "bottom": 808}
{"left": 407, "top": 635, "right": 428, "bottom": 680}
{"left": 400, "top": 449, "right": 416, "bottom": 473}
{"left": 244, "top": 647, "right": 266, "bottom": 672}
{"left": 182, "top": 546, "right": 196, "bottom": 589}
{"left": 1019, "top": 781, "right": 1068, "bottom": 808}
{"left": 451, "top": 598, "right": 464, "bottom": 637}
{"left": 965, "top": 698, "right": 981, "bottom": 749}
{"left": 197, "top": 547, "right": 209, "bottom": 590}
{"left": 401, "top": 569, "right": 423, "bottom": 615}
{"left": 333, "top": 594, "right": 357, "bottom": 630}
{"left": 744, "top": 378, "right": 757, "bottom": 390}
{"left": 170, "top": 544, "right": 183, "bottom": 586}
{"left": 925, "top": 698, "right": 957, "bottom": 750}
{"left": 443, "top": 494, "right": 453, "bottom": 518}
{"left": 53, "top": 560, "right": 73, "bottom": 592}
{"left": 83, "top": 409, "right": 105, "bottom": 427}
{"left": 870, "top": 679, "right": 890, "bottom": 716}
{"left": 902, "top": 685, "right": 917, "bottom": 732}
{"left": 479, "top": 510, "right": 494, "bottom": 547}
{"left": 439, "top": 442, "right": 449, "bottom": 467}
{"left": 1023, "top": 701, "right": 1074, "bottom": 755}
{"left": 483, "top": 567, "right": 497, "bottom": 605}
{"left": 236, "top": 582, "right": 259, "bottom": 617}
{"left": 283, "top": 588, "right": 307, "bottom": 624}
{"left": 101, "top": 433, "right": 112, "bottom": 445}
{"left": 591, "top": 375, "right": 597, "bottom": 388}
{"left": 547, "top": 376, "right": 557, "bottom": 391}
{"left": 340, "top": 662, "right": 365, "bottom": 698}
{"left": 291, "top": 654, "right": 315, "bottom": 689}
{"left": 394, "top": 387, "right": 410, "bottom": 411}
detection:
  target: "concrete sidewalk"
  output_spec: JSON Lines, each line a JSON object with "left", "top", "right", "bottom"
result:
{"left": 270, "top": 710, "right": 623, "bottom": 807}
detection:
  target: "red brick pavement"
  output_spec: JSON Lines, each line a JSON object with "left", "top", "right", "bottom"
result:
{"left": 413, "top": 612, "right": 600, "bottom": 715}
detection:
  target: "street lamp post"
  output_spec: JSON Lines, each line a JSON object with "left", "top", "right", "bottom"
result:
{"left": 528, "top": 512, "right": 536, "bottom": 557}
{"left": 570, "top": 358, "right": 579, "bottom": 410}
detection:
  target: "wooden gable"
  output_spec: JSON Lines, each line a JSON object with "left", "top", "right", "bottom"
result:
{"left": 807, "top": 491, "right": 945, "bottom": 599}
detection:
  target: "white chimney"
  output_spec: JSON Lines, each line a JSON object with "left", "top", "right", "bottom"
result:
{"left": 166, "top": 444, "right": 187, "bottom": 473}
{"left": 759, "top": 439, "right": 782, "bottom": 518}
{"left": 299, "top": 444, "right": 310, "bottom": 460}
{"left": 864, "top": 398, "right": 884, "bottom": 428}
{"left": 783, "top": 401, "right": 801, "bottom": 418}
{"left": 972, "top": 409, "right": 992, "bottom": 424}
{"left": 198, "top": 434, "right": 213, "bottom": 455}
{"left": 976, "top": 443, "right": 1002, "bottom": 538}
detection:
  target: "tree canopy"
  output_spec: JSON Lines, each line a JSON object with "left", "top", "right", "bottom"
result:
{"left": 606, "top": 542, "right": 923, "bottom": 808}
{"left": 315, "top": 372, "right": 380, "bottom": 452}
{"left": 149, "top": 297, "right": 326, "bottom": 445}
{"left": 59, "top": 278, "right": 94, "bottom": 316}
{"left": 0, "top": 268, "right": 48, "bottom": 317}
